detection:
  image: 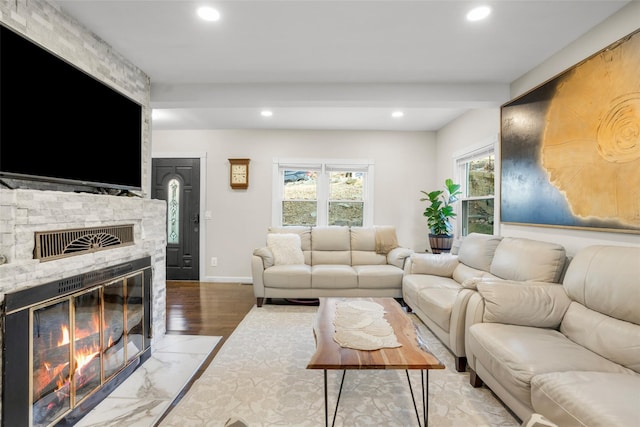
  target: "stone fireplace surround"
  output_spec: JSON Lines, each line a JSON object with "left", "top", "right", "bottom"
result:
{"left": 0, "top": 188, "right": 167, "bottom": 424}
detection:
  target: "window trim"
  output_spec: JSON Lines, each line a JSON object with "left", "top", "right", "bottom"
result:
{"left": 453, "top": 136, "right": 498, "bottom": 236}
{"left": 272, "top": 158, "right": 374, "bottom": 227}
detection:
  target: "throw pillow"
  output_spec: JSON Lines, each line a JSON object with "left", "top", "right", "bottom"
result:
{"left": 267, "top": 233, "right": 305, "bottom": 265}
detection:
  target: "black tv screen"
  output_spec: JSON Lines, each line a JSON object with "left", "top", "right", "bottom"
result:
{"left": 0, "top": 25, "right": 142, "bottom": 191}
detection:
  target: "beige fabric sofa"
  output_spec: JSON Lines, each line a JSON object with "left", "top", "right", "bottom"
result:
{"left": 465, "top": 245, "right": 640, "bottom": 425}
{"left": 402, "top": 233, "right": 567, "bottom": 372}
{"left": 251, "top": 226, "right": 412, "bottom": 307}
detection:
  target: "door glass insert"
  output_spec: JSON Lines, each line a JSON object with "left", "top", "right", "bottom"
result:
{"left": 167, "top": 178, "right": 180, "bottom": 244}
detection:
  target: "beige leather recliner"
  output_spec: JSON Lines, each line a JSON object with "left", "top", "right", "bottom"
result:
{"left": 465, "top": 245, "right": 640, "bottom": 425}
{"left": 402, "top": 233, "right": 567, "bottom": 372}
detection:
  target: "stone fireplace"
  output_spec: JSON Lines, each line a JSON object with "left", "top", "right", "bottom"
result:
{"left": 0, "top": 189, "right": 167, "bottom": 426}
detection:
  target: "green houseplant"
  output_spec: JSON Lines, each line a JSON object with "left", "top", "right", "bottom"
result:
{"left": 420, "top": 178, "right": 462, "bottom": 253}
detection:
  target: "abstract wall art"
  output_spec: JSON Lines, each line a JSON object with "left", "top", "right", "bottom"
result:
{"left": 501, "top": 29, "right": 640, "bottom": 234}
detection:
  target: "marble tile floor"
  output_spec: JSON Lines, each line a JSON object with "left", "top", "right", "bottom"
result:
{"left": 76, "top": 334, "right": 221, "bottom": 427}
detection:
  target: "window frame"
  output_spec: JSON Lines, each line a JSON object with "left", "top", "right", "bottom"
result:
{"left": 453, "top": 136, "right": 498, "bottom": 236}
{"left": 272, "top": 158, "right": 374, "bottom": 227}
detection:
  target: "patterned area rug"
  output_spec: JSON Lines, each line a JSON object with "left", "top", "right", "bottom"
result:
{"left": 160, "top": 304, "right": 519, "bottom": 427}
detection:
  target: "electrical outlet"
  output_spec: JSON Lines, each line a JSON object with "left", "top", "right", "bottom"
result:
{"left": 210, "top": 257, "right": 218, "bottom": 267}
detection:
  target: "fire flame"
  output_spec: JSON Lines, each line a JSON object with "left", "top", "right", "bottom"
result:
{"left": 58, "top": 325, "right": 70, "bottom": 346}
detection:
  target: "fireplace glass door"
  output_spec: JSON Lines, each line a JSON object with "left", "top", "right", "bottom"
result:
{"left": 29, "top": 271, "right": 144, "bottom": 427}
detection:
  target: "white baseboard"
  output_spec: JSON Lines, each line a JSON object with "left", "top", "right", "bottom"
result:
{"left": 202, "top": 276, "right": 253, "bottom": 284}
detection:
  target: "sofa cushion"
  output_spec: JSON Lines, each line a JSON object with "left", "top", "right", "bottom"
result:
{"left": 263, "top": 264, "right": 311, "bottom": 288}
{"left": 352, "top": 251, "right": 387, "bottom": 266}
{"left": 561, "top": 302, "right": 640, "bottom": 373}
{"left": 563, "top": 245, "right": 640, "bottom": 325}
{"left": 477, "top": 281, "right": 571, "bottom": 328}
{"left": 468, "top": 323, "right": 633, "bottom": 409}
{"left": 531, "top": 371, "right": 640, "bottom": 427}
{"left": 457, "top": 233, "right": 503, "bottom": 272}
{"left": 311, "top": 265, "right": 357, "bottom": 288}
{"left": 311, "top": 227, "right": 351, "bottom": 265}
{"left": 267, "top": 233, "right": 305, "bottom": 265}
{"left": 417, "top": 286, "right": 459, "bottom": 331}
{"left": 490, "top": 237, "right": 566, "bottom": 283}
{"left": 353, "top": 265, "right": 403, "bottom": 289}
{"left": 452, "top": 263, "right": 498, "bottom": 284}
{"left": 410, "top": 253, "right": 459, "bottom": 276}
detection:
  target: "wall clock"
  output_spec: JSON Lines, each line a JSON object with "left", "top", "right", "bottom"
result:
{"left": 228, "top": 158, "right": 250, "bottom": 189}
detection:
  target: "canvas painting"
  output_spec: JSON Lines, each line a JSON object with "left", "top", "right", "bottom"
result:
{"left": 501, "top": 29, "right": 640, "bottom": 233}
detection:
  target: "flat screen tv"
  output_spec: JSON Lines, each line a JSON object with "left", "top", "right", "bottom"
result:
{"left": 0, "top": 24, "right": 143, "bottom": 191}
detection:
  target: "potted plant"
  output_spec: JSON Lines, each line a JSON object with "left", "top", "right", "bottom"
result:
{"left": 420, "top": 178, "right": 462, "bottom": 253}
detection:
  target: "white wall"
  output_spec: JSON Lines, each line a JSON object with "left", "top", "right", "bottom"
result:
{"left": 436, "top": 2, "right": 640, "bottom": 256}
{"left": 152, "top": 129, "right": 436, "bottom": 281}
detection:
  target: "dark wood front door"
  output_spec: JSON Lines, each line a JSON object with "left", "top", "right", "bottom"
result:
{"left": 152, "top": 158, "right": 200, "bottom": 280}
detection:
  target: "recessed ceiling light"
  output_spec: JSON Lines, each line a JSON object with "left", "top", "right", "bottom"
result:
{"left": 466, "top": 6, "right": 491, "bottom": 22}
{"left": 261, "top": 110, "right": 273, "bottom": 117}
{"left": 197, "top": 6, "right": 220, "bottom": 22}
{"left": 392, "top": 111, "right": 404, "bottom": 118}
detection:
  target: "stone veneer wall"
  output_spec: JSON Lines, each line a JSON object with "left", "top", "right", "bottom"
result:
{"left": 0, "top": 1, "right": 161, "bottom": 423}
{"left": 0, "top": 189, "right": 167, "bottom": 423}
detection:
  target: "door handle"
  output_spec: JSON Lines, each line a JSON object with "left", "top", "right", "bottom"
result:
{"left": 193, "top": 213, "right": 200, "bottom": 224}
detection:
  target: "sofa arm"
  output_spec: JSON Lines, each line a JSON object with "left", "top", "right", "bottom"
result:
{"left": 477, "top": 280, "right": 571, "bottom": 328}
{"left": 387, "top": 247, "right": 413, "bottom": 269}
{"left": 406, "top": 253, "right": 459, "bottom": 277}
{"left": 253, "top": 246, "right": 274, "bottom": 268}
{"left": 251, "top": 255, "right": 267, "bottom": 298}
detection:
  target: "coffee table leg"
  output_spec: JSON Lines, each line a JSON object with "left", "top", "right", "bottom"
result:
{"left": 324, "top": 370, "right": 328, "bottom": 427}
{"left": 423, "top": 370, "right": 428, "bottom": 427}
{"left": 324, "top": 370, "right": 347, "bottom": 427}
{"left": 406, "top": 370, "right": 429, "bottom": 427}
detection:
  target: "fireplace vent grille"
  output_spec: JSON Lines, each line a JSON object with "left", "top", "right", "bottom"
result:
{"left": 34, "top": 224, "right": 135, "bottom": 261}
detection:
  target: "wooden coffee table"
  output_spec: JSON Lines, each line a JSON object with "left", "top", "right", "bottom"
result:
{"left": 307, "top": 297, "right": 445, "bottom": 426}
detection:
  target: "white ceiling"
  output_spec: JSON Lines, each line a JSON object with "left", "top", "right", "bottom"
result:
{"left": 55, "top": 0, "right": 630, "bottom": 131}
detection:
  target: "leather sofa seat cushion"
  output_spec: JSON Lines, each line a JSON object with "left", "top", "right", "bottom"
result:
{"left": 531, "top": 371, "right": 640, "bottom": 427}
{"left": 417, "top": 286, "right": 459, "bottom": 331}
{"left": 468, "top": 323, "right": 632, "bottom": 409}
{"left": 457, "top": 233, "right": 503, "bottom": 271}
{"left": 354, "top": 265, "right": 403, "bottom": 288}
{"left": 490, "top": 237, "right": 566, "bottom": 283}
{"left": 311, "top": 265, "right": 357, "bottom": 288}
{"left": 403, "top": 274, "right": 460, "bottom": 304}
{"left": 263, "top": 264, "right": 312, "bottom": 288}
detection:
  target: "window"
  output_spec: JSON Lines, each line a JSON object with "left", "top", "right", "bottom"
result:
{"left": 274, "top": 159, "right": 373, "bottom": 227}
{"left": 455, "top": 143, "right": 496, "bottom": 236}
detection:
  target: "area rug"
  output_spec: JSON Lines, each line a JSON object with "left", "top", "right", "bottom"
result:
{"left": 159, "top": 304, "right": 519, "bottom": 427}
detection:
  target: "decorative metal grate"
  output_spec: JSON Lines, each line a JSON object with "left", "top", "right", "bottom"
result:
{"left": 34, "top": 225, "right": 135, "bottom": 261}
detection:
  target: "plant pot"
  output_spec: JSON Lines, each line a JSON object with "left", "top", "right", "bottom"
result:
{"left": 428, "top": 234, "right": 453, "bottom": 254}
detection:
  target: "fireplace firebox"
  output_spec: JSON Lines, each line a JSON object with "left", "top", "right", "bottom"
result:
{"left": 2, "top": 257, "right": 152, "bottom": 427}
